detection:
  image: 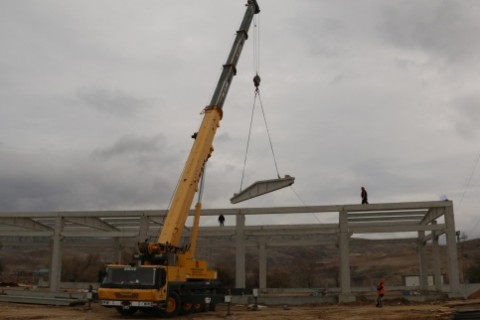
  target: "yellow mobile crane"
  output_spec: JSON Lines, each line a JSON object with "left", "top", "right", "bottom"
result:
{"left": 97, "top": 0, "right": 260, "bottom": 317}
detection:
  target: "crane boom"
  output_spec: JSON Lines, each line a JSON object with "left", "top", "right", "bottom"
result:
{"left": 210, "top": 0, "right": 260, "bottom": 108}
{"left": 158, "top": 0, "right": 260, "bottom": 247}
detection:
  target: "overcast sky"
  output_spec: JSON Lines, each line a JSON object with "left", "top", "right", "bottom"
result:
{"left": 1, "top": 1, "right": 479, "bottom": 238}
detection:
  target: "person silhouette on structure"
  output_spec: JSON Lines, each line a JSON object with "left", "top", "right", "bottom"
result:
{"left": 218, "top": 214, "right": 225, "bottom": 227}
{"left": 361, "top": 186, "right": 368, "bottom": 204}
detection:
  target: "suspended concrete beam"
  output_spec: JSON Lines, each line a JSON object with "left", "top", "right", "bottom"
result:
{"left": 230, "top": 175, "right": 295, "bottom": 204}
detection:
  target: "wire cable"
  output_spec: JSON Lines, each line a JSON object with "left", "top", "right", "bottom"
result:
{"left": 289, "top": 185, "right": 323, "bottom": 224}
{"left": 239, "top": 91, "right": 258, "bottom": 192}
{"left": 463, "top": 151, "right": 480, "bottom": 237}
{"left": 257, "top": 91, "right": 281, "bottom": 178}
{"left": 252, "top": 14, "right": 260, "bottom": 75}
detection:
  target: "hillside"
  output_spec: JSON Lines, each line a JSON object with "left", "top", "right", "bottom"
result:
{"left": 1, "top": 236, "right": 479, "bottom": 287}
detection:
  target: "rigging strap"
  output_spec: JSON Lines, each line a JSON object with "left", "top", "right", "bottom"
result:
{"left": 239, "top": 87, "right": 281, "bottom": 192}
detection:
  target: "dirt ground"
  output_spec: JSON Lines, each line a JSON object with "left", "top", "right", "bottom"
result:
{"left": 2, "top": 299, "right": 478, "bottom": 320}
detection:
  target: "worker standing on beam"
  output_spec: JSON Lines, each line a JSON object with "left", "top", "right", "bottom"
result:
{"left": 361, "top": 186, "right": 369, "bottom": 204}
{"left": 218, "top": 214, "right": 225, "bottom": 227}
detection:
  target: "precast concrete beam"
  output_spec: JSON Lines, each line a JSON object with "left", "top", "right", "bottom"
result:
{"left": 420, "top": 207, "right": 445, "bottom": 225}
{"left": 0, "top": 201, "right": 452, "bottom": 218}
{"left": 423, "top": 229, "right": 445, "bottom": 242}
{"left": 65, "top": 217, "right": 119, "bottom": 231}
{"left": 62, "top": 231, "right": 138, "bottom": 238}
{"left": 0, "top": 217, "right": 52, "bottom": 231}
{"left": 349, "top": 223, "right": 445, "bottom": 234}
{"left": 197, "top": 224, "right": 338, "bottom": 237}
{"left": 0, "top": 210, "right": 168, "bottom": 218}
{"left": 347, "top": 216, "right": 424, "bottom": 223}
{"left": 0, "top": 231, "right": 53, "bottom": 237}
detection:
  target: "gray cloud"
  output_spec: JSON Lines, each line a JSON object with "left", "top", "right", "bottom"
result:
{"left": 454, "top": 94, "right": 480, "bottom": 140}
{"left": 377, "top": 1, "right": 480, "bottom": 64}
{"left": 0, "top": 148, "right": 177, "bottom": 212}
{"left": 77, "top": 87, "right": 151, "bottom": 116}
{"left": 1, "top": 0, "right": 480, "bottom": 238}
{"left": 92, "top": 133, "right": 166, "bottom": 160}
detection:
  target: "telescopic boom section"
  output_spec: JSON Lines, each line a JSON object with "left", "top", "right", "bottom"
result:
{"left": 157, "top": 0, "right": 260, "bottom": 248}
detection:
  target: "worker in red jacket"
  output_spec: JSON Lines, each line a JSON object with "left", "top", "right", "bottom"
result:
{"left": 376, "top": 279, "right": 385, "bottom": 307}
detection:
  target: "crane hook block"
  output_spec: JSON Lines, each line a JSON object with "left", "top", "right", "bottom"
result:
{"left": 253, "top": 74, "right": 261, "bottom": 88}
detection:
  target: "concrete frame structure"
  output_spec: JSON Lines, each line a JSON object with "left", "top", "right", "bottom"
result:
{"left": 0, "top": 201, "right": 460, "bottom": 300}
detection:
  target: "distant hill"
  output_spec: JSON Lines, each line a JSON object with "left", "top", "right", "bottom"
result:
{"left": 1, "top": 236, "right": 479, "bottom": 287}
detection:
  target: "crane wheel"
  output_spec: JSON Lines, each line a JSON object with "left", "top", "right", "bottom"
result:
{"left": 160, "top": 291, "right": 180, "bottom": 318}
{"left": 192, "top": 303, "right": 202, "bottom": 313}
{"left": 180, "top": 303, "right": 193, "bottom": 315}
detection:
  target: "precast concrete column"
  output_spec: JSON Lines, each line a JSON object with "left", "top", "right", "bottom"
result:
{"left": 418, "top": 231, "right": 428, "bottom": 291}
{"left": 113, "top": 238, "right": 123, "bottom": 264}
{"left": 49, "top": 216, "right": 64, "bottom": 292}
{"left": 235, "top": 213, "right": 246, "bottom": 288}
{"left": 338, "top": 210, "right": 353, "bottom": 301}
{"left": 444, "top": 206, "right": 460, "bottom": 295}
{"left": 138, "top": 214, "right": 149, "bottom": 242}
{"left": 258, "top": 236, "right": 267, "bottom": 290}
{"left": 431, "top": 222, "right": 442, "bottom": 291}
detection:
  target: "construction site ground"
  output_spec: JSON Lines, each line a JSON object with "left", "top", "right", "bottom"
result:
{"left": 1, "top": 299, "right": 479, "bottom": 320}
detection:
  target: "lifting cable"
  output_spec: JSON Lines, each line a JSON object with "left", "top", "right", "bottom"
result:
{"left": 239, "top": 14, "right": 281, "bottom": 191}
{"left": 462, "top": 150, "right": 480, "bottom": 236}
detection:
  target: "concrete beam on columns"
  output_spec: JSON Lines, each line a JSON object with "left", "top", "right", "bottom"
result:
{"left": 65, "top": 217, "right": 118, "bottom": 231}
{"left": 0, "top": 217, "right": 52, "bottom": 231}
{"left": 349, "top": 223, "right": 444, "bottom": 233}
{"left": 420, "top": 207, "right": 445, "bottom": 225}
